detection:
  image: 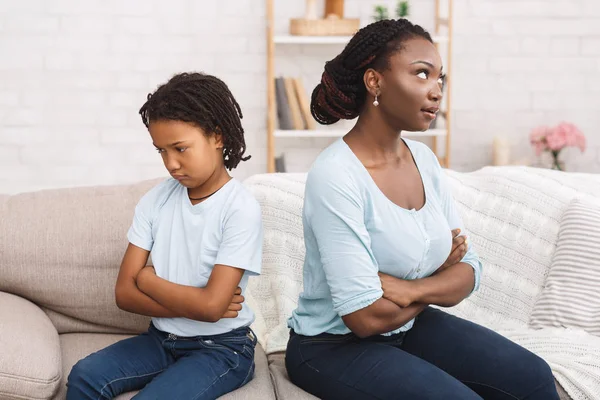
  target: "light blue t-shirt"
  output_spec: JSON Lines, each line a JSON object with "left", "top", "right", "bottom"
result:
{"left": 288, "top": 138, "right": 482, "bottom": 336}
{"left": 127, "top": 178, "right": 263, "bottom": 337}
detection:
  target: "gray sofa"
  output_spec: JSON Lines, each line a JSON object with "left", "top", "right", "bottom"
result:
{"left": 0, "top": 179, "right": 275, "bottom": 400}
{"left": 3, "top": 166, "right": 598, "bottom": 399}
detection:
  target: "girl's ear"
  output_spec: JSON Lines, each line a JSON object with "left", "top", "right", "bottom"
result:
{"left": 213, "top": 131, "right": 224, "bottom": 149}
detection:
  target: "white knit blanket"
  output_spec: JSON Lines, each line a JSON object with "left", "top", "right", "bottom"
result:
{"left": 243, "top": 167, "right": 600, "bottom": 400}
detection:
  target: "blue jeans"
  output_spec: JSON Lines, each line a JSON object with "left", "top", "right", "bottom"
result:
{"left": 67, "top": 323, "right": 257, "bottom": 400}
{"left": 286, "top": 307, "right": 559, "bottom": 400}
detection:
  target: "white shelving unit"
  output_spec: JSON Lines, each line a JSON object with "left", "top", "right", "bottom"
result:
{"left": 266, "top": 0, "right": 454, "bottom": 172}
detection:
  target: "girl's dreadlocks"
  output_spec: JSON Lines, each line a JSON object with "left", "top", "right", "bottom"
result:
{"left": 311, "top": 19, "right": 432, "bottom": 125}
{"left": 139, "top": 72, "right": 250, "bottom": 170}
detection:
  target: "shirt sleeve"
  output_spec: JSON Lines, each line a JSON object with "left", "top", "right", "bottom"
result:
{"left": 215, "top": 198, "right": 263, "bottom": 276}
{"left": 126, "top": 190, "right": 155, "bottom": 251}
{"left": 304, "top": 165, "right": 383, "bottom": 317}
{"left": 431, "top": 153, "right": 483, "bottom": 293}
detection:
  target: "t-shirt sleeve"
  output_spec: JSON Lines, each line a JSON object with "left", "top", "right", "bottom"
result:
{"left": 304, "top": 165, "right": 383, "bottom": 317}
{"left": 126, "top": 190, "right": 155, "bottom": 251}
{"left": 215, "top": 198, "right": 263, "bottom": 276}
{"left": 430, "top": 151, "right": 483, "bottom": 293}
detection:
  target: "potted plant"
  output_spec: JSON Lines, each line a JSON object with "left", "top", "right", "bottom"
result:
{"left": 529, "top": 122, "right": 586, "bottom": 171}
{"left": 373, "top": 5, "right": 389, "bottom": 21}
{"left": 373, "top": 1, "right": 409, "bottom": 22}
{"left": 396, "top": 1, "right": 409, "bottom": 18}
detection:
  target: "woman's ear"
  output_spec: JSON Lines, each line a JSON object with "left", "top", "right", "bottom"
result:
{"left": 364, "top": 68, "right": 382, "bottom": 97}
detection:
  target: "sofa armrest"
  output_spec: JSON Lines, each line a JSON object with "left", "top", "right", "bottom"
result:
{"left": 0, "top": 292, "right": 62, "bottom": 399}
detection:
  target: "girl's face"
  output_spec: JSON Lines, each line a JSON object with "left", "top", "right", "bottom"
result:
{"left": 149, "top": 120, "right": 224, "bottom": 189}
{"left": 375, "top": 37, "right": 444, "bottom": 132}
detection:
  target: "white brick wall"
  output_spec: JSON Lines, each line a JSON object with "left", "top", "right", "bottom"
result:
{"left": 0, "top": 0, "right": 598, "bottom": 194}
{"left": 452, "top": 0, "right": 600, "bottom": 172}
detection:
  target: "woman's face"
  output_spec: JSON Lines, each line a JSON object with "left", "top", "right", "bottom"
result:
{"left": 376, "top": 37, "right": 444, "bottom": 132}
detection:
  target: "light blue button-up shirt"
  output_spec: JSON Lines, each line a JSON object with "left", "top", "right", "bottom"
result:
{"left": 288, "top": 138, "right": 482, "bottom": 336}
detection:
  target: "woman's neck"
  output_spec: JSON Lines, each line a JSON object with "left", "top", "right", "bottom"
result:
{"left": 346, "top": 113, "right": 409, "bottom": 165}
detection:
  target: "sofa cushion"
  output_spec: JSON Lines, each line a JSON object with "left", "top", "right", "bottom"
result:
{"left": 530, "top": 198, "right": 600, "bottom": 335}
{"left": 0, "top": 292, "right": 61, "bottom": 400}
{"left": 268, "top": 352, "right": 318, "bottom": 400}
{"left": 500, "top": 328, "right": 599, "bottom": 400}
{"left": 54, "top": 333, "right": 275, "bottom": 400}
{"left": 441, "top": 167, "right": 600, "bottom": 330}
{"left": 243, "top": 173, "right": 307, "bottom": 354}
{"left": 0, "top": 179, "right": 162, "bottom": 334}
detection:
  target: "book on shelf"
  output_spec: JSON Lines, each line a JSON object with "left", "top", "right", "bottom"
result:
{"left": 283, "top": 77, "right": 304, "bottom": 130}
{"left": 292, "top": 77, "right": 315, "bottom": 130}
{"left": 274, "top": 76, "right": 316, "bottom": 131}
{"left": 274, "top": 77, "right": 292, "bottom": 130}
{"left": 275, "top": 153, "right": 287, "bottom": 173}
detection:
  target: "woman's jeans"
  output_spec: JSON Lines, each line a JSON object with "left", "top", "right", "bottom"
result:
{"left": 286, "top": 307, "right": 559, "bottom": 400}
{"left": 67, "top": 323, "right": 257, "bottom": 400}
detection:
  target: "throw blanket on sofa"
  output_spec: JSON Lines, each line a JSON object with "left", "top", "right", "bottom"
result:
{"left": 243, "top": 167, "right": 600, "bottom": 400}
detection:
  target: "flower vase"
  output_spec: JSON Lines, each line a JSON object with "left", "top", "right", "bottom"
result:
{"left": 550, "top": 151, "right": 565, "bottom": 171}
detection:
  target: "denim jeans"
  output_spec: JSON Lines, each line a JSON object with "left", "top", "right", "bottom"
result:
{"left": 67, "top": 323, "right": 257, "bottom": 400}
{"left": 286, "top": 307, "right": 559, "bottom": 400}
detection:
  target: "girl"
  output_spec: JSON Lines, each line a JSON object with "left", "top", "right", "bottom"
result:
{"left": 67, "top": 72, "right": 263, "bottom": 400}
{"left": 285, "top": 19, "right": 559, "bottom": 400}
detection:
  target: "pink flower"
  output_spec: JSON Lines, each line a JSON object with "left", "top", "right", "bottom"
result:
{"left": 546, "top": 128, "right": 567, "bottom": 151}
{"left": 529, "top": 122, "right": 585, "bottom": 156}
{"left": 555, "top": 122, "right": 580, "bottom": 147}
{"left": 529, "top": 125, "right": 548, "bottom": 145}
{"left": 559, "top": 122, "right": 586, "bottom": 152}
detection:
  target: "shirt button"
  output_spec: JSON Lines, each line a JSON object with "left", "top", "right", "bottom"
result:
{"left": 416, "top": 268, "right": 421, "bottom": 273}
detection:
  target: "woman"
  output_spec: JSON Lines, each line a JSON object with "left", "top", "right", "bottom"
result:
{"left": 285, "top": 19, "right": 559, "bottom": 400}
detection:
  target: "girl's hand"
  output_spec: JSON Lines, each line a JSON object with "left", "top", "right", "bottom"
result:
{"left": 439, "top": 229, "right": 468, "bottom": 272}
{"left": 222, "top": 287, "right": 244, "bottom": 318}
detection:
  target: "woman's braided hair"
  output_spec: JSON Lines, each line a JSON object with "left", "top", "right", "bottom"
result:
{"left": 139, "top": 72, "right": 250, "bottom": 170}
{"left": 311, "top": 19, "right": 432, "bottom": 125}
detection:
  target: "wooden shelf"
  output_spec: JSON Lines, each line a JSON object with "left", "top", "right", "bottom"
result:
{"left": 274, "top": 34, "right": 448, "bottom": 45}
{"left": 266, "top": 0, "right": 454, "bottom": 171}
{"left": 274, "top": 128, "right": 447, "bottom": 138}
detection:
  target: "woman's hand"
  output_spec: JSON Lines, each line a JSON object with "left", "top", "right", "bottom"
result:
{"left": 379, "top": 272, "right": 418, "bottom": 308}
{"left": 438, "top": 229, "right": 468, "bottom": 273}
